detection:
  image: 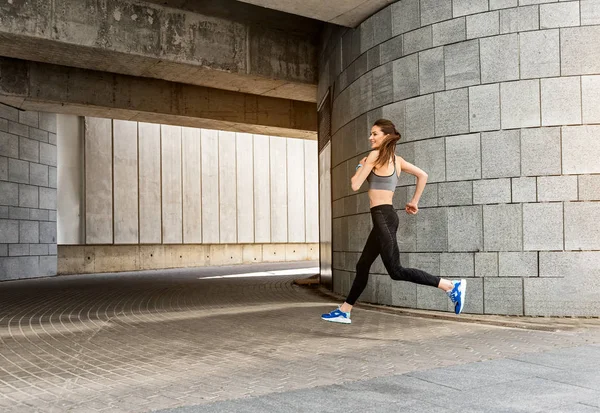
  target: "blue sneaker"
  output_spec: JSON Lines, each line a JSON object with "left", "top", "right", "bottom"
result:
{"left": 321, "top": 308, "right": 351, "bottom": 324}
{"left": 448, "top": 279, "right": 466, "bottom": 315}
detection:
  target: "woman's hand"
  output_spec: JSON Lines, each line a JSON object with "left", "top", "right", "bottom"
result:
{"left": 405, "top": 201, "right": 419, "bottom": 215}
{"left": 359, "top": 156, "right": 367, "bottom": 165}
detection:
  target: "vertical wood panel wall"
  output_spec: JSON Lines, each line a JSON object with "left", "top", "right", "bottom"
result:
{"left": 84, "top": 117, "right": 318, "bottom": 245}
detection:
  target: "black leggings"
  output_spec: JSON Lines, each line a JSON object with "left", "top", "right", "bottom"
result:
{"left": 346, "top": 204, "right": 441, "bottom": 305}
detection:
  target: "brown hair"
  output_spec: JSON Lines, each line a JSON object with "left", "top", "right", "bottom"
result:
{"left": 373, "top": 119, "right": 401, "bottom": 169}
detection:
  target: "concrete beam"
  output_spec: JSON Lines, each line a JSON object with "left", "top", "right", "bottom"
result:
{"left": 0, "top": 0, "right": 319, "bottom": 102}
{"left": 0, "top": 58, "right": 317, "bottom": 139}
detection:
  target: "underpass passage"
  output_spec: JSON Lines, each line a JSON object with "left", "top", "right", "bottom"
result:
{"left": 0, "top": 263, "right": 599, "bottom": 413}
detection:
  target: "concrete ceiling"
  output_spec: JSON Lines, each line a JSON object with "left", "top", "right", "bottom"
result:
{"left": 234, "top": 0, "right": 395, "bottom": 27}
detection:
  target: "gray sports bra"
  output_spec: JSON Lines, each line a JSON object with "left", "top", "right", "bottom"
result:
{"left": 367, "top": 156, "right": 399, "bottom": 191}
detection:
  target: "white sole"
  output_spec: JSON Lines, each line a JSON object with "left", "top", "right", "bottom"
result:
{"left": 457, "top": 279, "right": 466, "bottom": 314}
{"left": 321, "top": 316, "right": 351, "bottom": 324}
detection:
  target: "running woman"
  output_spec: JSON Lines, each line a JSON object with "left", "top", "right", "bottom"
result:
{"left": 321, "top": 119, "right": 466, "bottom": 324}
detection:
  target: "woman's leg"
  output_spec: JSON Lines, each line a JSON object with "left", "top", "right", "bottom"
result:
{"left": 341, "top": 227, "right": 381, "bottom": 312}
{"left": 371, "top": 206, "right": 446, "bottom": 289}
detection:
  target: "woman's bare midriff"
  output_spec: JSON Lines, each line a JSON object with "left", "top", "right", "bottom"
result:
{"left": 369, "top": 189, "right": 394, "bottom": 208}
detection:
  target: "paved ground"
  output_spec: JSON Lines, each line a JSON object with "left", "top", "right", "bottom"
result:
{"left": 0, "top": 261, "right": 599, "bottom": 413}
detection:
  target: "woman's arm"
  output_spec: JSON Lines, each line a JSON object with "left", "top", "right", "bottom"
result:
{"left": 350, "top": 151, "right": 378, "bottom": 192}
{"left": 398, "top": 156, "right": 428, "bottom": 214}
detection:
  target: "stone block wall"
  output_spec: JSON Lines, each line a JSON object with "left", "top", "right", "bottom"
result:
{"left": 321, "top": 0, "right": 600, "bottom": 316}
{"left": 0, "top": 104, "right": 57, "bottom": 280}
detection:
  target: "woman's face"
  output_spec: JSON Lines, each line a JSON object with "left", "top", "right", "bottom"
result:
{"left": 369, "top": 125, "right": 387, "bottom": 149}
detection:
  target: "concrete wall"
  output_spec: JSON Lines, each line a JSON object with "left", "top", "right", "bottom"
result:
{"left": 57, "top": 116, "right": 319, "bottom": 274}
{"left": 320, "top": 0, "right": 600, "bottom": 316}
{"left": 0, "top": 104, "right": 57, "bottom": 280}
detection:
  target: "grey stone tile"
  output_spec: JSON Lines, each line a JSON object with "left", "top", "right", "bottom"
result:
{"left": 416, "top": 208, "right": 447, "bottom": 251}
{"left": 9, "top": 244, "right": 30, "bottom": 257}
{"left": 0, "top": 155, "right": 6, "bottom": 181}
{"left": 432, "top": 17, "right": 465, "bottom": 47}
{"left": 521, "top": 127, "right": 561, "bottom": 176}
{"left": 372, "top": 62, "right": 393, "bottom": 106}
{"left": 360, "top": 16, "right": 374, "bottom": 54}
{"left": 565, "top": 202, "right": 600, "bottom": 250}
{"left": 48, "top": 210, "right": 57, "bottom": 222}
{"left": 582, "top": 75, "right": 600, "bottom": 123}
{"left": 38, "top": 112, "right": 57, "bottom": 133}
{"left": 414, "top": 138, "right": 446, "bottom": 183}
{"left": 445, "top": 133, "right": 481, "bottom": 181}
{"left": 500, "top": 5, "right": 539, "bottom": 33}
{"left": 405, "top": 95, "right": 435, "bottom": 141}
{"left": 483, "top": 204, "right": 522, "bottom": 251}
{"left": 523, "top": 202, "right": 564, "bottom": 251}
{"left": 19, "top": 137, "right": 39, "bottom": 163}
{"left": 373, "top": 6, "right": 392, "bottom": 46}
{"left": 19, "top": 220, "right": 39, "bottom": 244}
{"left": 579, "top": 175, "right": 600, "bottom": 201}
{"left": 29, "top": 162, "right": 48, "bottom": 187}
{"left": 9, "top": 206, "right": 29, "bottom": 220}
{"left": 475, "top": 252, "right": 498, "bottom": 277}
{"left": 40, "top": 221, "right": 57, "bottom": 244}
{"left": 18, "top": 110, "right": 38, "bottom": 128}
{"left": 391, "top": 280, "right": 417, "bottom": 307}
{"left": 484, "top": 277, "right": 523, "bottom": 315}
{"left": 0, "top": 181, "right": 18, "bottom": 206}
{"left": 0, "top": 118, "right": 7, "bottom": 132}
{"left": 419, "top": 47, "right": 445, "bottom": 94}
{"left": 561, "top": 26, "right": 600, "bottom": 76}
{"left": 0, "top": 219, "right": 19, "bottom": 243}
{"left": 501, "top": 80, "right": 541, "bottom": 129}
{"left": 0, "top": 103, "right": 19, "bottom": 122}
{"left": 453, "top": 0, "right": 489, "bottom": 17}
{"left": 499, "top": 251, "right": 538, "bottom": 276}
{"left": 49, "top": 166, "right": 57, "bottom": 189}
{"left": 0, "top": 131, "right": 19, "bottom": 158}
{"left": 0, "top": 244, "right": 6, "bottom": 257}
{"left": 581, "top": 0, "right": 600, "bottom": 25}
{"left": 29, "top": 208, "right": 49, "bottom": 221}
{"left": 447, "top": 205, "right": 483, "bottom": 252}
{"left": 490, "top": 0, "right": 517, "bottom": 9}
{"left": 19, "top": 184, "right": 38, "bottom": 208}
{"left": 40, "top": 255, "right": 57, "bottom": 276}
{"left": 440, "top": 252, "right": 474, "bottom": 277}
{"left": 540, "top": 2, "right": 580, "bottom": 29}
{"left": 380, "top": 36, "right": 403, "bottom": 65}
{"left": 393, "top": 54, "right": 419, "bottom": 101}
{"left": 538, "top": 175, "right": 578, "bottom": 201}
{"left": 473, "top": 178, "right": 511, "bottom": 204}
{"left": 9, "top": 121, "right": 29, "bottom": 138}
{"left": 512, "top": 177, "right": 537, "bottom": 203}
{"left": 8, "top": 158, "right": 29, "bottom": 184}
{"left": 515, "top": 345, "right": 600, "bottom": 372}
{"left": 562, "top": 125, "right": 600, "bottom": 174}
{"left": 481, "top": 129, "right": 520, "bottom": 178}
{"left": 469, "top": 83, "right": 500, "bottom": 132}
{"left": 30, "top": 243, "right": 49, "bottom": 256}
{"left": 520, "top": 29, "right": 560, "bottom": 79}
{"left": 421, "top": 0, "right": 452, "bottom": 26}
{"left": 392, "top": 0, "right": 420, "bottom": 36}
{"left": 40, "top": 142, "right": 57, "bottom": 167}
{"left": 29, "top": 127, "right": 49, "bottom": 143}
{"left": 403, "top": 26, "right": 432, "bottom": 55}
{"left": 382, "top": 101, "right": 406, "bottom": 136}
{"left": 466, "top": 11, "right": 500, "bottom": 39}
{"left": 438, "top": 181, "right": 473, "bottom": 206}
{"left": 444, "top": 39, "right": 480, "bottom": 89}
{"left": 0, "top": 256, "right": 40, "bottom": 280}
{"left": 480, "top": 33, "right": 519, "bottom": 83}
{"left": 368, "top": 45, "right": 381, "bottom": 71}
{"left": 541, "top": 77, "right": 582, "bottom": 126}
{"left": 435, "top": 89, "right": 469, "bottom": 136}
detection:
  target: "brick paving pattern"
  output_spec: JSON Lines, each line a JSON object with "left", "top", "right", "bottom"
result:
{"left": 0, "top": 264, "right": 599, "bottom": 412}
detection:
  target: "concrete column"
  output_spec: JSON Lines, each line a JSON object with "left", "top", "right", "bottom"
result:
{"left": 0, "top": 103, "right": 57, "bottom": 280}
{"left": 57, "top": 114, "right": 84, "bottom": 245}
